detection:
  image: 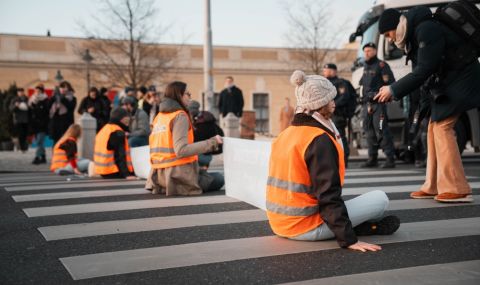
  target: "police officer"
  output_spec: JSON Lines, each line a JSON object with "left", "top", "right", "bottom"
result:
{"left": 359, "top": 42, "right": 396, "bottom": 168}
{"left": 323, "top": 63, "right": 357, "bottom": 167}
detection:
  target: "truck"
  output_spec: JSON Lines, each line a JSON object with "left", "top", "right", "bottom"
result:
{"left": 348, "top": 0, "right": 480, "bottom": 155}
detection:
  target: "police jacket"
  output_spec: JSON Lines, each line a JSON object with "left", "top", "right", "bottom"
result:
{"left": 328, "top": 76, "right": 357, "bottom": 118}
{"left": 390, "top": 6, "right": 480, "bottom": 122}
{"left": 360, "top": 57, "right": 395, "bottom": 101}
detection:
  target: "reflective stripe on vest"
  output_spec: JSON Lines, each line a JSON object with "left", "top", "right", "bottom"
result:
{"left": 149, "top": 110, "right": 198, "bottom": 169}
{"left": 266, "top": 125, "right": 345, "bottom": 238}
{"left": 50, "top": 137, "right": 77, "bottom": 172}
{"left": 94, "top": 123, "right": 134, "bottom": 175}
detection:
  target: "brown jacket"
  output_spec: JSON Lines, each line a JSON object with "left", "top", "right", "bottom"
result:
{"left": 149, "top": 98, "right": 219, "bottom": 196}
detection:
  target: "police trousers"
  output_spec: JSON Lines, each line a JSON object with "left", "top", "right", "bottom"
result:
{"left": 363, "top": 104, "right": 395, "bottom": 158}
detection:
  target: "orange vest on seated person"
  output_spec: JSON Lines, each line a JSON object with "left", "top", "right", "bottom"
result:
{"left": 266, "top": 125, "right": 345, "bottom": 238}
{"left": 50, "top": 137, "right": 77, "bottom": 172}
{"left": 94, "top": 123, "right": 133, "bottom": 175}
{"left": 149, "top": 110, "right": 198, "bottom": 169}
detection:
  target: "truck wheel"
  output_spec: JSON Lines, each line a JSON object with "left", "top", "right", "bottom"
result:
{"left": 455, "top": 119, "right": 467, "bottom": 154}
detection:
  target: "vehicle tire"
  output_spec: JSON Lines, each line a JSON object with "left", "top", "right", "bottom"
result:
{"left": 454, "top": 119, "right": 467, "bottom": 155}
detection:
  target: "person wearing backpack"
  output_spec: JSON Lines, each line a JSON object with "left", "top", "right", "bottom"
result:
{"left": 374, "top": 5, "right": 480, "bottom": 203}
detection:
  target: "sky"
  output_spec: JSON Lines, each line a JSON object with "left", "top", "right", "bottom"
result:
{"left": 0, "top": 0, "right": 374, "bottom": 48}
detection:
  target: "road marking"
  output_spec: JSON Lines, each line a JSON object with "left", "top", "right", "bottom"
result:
{"left": 280, "top": 260, "right": 480, "bottom": 285}
{"left": 23, "top": 195, "right": 239, "bottom": 217}
{"left": 12, "top": 188, "right": 148, "bottom": 202}
{"left": 59, "top": 217, "right": 480, "bottom": 280}
{"left": 344, "top": 170, "right": 422, "bottom": 177}
{"left": 0, "top": 178, "right": 118, "bottom": 187}
{"left": 344, "top": 181, "right": 480, "bottom": 195}
{"left": 38, "top": 196, "right": 480, "bottom": 241}
{"left": 5, "top": 180, "right": 145, "bottom": 192}
{"left": 39, "top": 209, "right": 267, "bottom": 241}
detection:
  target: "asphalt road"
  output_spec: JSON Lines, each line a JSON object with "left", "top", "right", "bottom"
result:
{"left": 1, "top": 156, "right": 479, "bottom": 284}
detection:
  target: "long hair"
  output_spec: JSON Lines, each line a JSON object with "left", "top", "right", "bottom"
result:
{"left": 58, "top": 124, "right": 82, "bottom": 144}
{"left": 164, "top": 81, "right": 190, "bottom": 116}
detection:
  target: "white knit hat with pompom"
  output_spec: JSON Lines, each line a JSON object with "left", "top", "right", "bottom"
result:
{"left": 290, "top": 70, "right": 337, "bottom": 112}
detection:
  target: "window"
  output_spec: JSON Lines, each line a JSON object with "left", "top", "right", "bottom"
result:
{"left": 253, "top": 93, "right": 269, "bottom": 133}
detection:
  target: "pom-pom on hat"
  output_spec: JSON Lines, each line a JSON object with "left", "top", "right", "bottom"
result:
{"left": 290, "top": 70, "right": 337, "bottom": 112}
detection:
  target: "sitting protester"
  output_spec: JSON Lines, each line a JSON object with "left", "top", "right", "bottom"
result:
{"left": 187, "top": 100, "right": 224, "bottom": 168}
{"left": 148, "top": 81, "right": 224, "bottom": 196}
{"left": 121, "top": 96, "right": 150, "bottom": 147}
{"left": 266, "top": 70, "right": 400, "bottom": 252}
{"left": 50, "top": 124, "right": 91, "bottom": 175}
{"left": 94, "top": 107, "right": 136, "bottom": 179}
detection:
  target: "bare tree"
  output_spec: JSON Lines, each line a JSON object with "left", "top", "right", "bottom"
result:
{"left": 283, "top": 0, "right": 349, "bottom": 75}
{"left": 78, "top": 0, "right": 177, "bottom": 89}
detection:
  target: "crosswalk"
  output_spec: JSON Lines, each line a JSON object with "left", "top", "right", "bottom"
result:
{"left": 1, "top": 167, "right": 480, "bottom": 284}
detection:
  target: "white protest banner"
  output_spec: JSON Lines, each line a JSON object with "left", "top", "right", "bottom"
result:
{"left": 223, "top": 137, "right": 271, "bottom": 210}
{"left": 130, "top": 145, "right": 151, "bottom": 179}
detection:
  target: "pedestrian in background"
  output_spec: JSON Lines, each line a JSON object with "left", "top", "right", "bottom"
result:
{"left": 218, "top": 76, "right": 244, "bottom": 128}
{"left": 323, "top": 63, "right": 357, "bottom": 167}
{"left": 149, "top": 81, "right": 224, "bottom": 196}
{"left": 29, "top": 84, "right": 50, "bottom": 164}
{"left": 78, "top": 87, "right": 109, "bottom": 132}
{"left": 142, "top": 85, "right": 160, "bottom": 124}
{"left": 48, "top": 81, "right": 77, "bottom": 143}
{"left": 9, "top": 87, "right": 30, "bottom": 152}
{"left": 99, "top": 87, "right": 112, "bottom": 120}
{"left": 279, "top": 97, "right": 294, "bottom": 132}
{"left": 375, "top": 7, "right": 480, "bottom": 202}
{"left": 94, "top": 107, "right": 136, "bottom": 179}
{"left": 359, "top": 43, "right": 396, "bottom": 168}
{"left": 121, "top": 96, "right": 150, "bottom": 147}
{"left": 136, "top": 86, "right": 147, "bottom": 110}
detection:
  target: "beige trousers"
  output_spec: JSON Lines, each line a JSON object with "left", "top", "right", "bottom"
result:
{"left": 420, "top": 115, "right": 471, "bottom": 195}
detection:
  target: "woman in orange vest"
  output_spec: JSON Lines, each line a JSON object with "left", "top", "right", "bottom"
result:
{"left": 266, "top": 70, "right": 400, "bottom": 252}
{"left": 148, "top": 81, "right": 224, "bottom": 196}
{"left": 94, "top": 107, "right": 136, "bottom": 179}
{"left": 50, "top": 124, "right": 91, "bottom": 175}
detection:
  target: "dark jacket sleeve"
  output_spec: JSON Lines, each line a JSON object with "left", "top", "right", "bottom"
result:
{"left": 237, "top": 88, "right": 244, "bottom": 117}
{"left": 304, "top": 134, "right": 358, "bottom": 248}
{"left": 107, "top": 130, "right": 130, "bottom": 177}
{"left": 78, "top": 98, "right": 87, "bottom": 115}
{"left": 391, "top": 22, "right": 445, "bottom": 100}
{"left": 380, "top": 62, "right": 396, "bottom": 84}
{"left": 333, "top": 81, "right": 351, "bottom": 109}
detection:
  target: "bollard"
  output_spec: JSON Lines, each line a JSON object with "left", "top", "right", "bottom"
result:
{"left": 78, "top": 113, "right": 97, "bottom": 160}
{"left": 223, "top": 112, "right": 240, "bottom": 138}
{"left": 240, "top": 110, "right": 255, "bottom": 140}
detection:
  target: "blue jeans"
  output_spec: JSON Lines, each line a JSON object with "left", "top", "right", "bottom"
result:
{"left": 54, "top": 158, "right": 91, "bottom": 175}
{"left": 35, "top": 132, "right": 46, "bottom": 157}
{"left": 128, "top": 136, "right": 149, "bottom": 147}
{"left": 289, "top": 190, "right": 389, "bottom": 241}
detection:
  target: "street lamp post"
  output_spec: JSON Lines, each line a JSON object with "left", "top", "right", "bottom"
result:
{"left": 82, "top": 49, "right": 94, "bottom": 91}
{"left": 204, "top": 0, "right": 214, "bottom": 113}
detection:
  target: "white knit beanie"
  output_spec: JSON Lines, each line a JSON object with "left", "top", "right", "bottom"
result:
{"left": 290, "top": 70, "right": 337, "bottom": 112}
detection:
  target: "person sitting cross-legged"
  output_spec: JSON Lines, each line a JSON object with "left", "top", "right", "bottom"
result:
{"left": 265, "top": 70, "right": 400, "bottom": 252}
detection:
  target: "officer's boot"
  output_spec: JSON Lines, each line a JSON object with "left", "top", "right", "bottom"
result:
{"left": 361, "top": 155, "right": 378, "bottom": 168}
{"left": 382, "top": 156, "right": 396, "bottom": 168}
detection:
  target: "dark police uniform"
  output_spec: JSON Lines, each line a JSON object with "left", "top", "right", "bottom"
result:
{"left": 327, "top": 76, "right": 357, "bottom": 167}
{"left": 359, "top": 55, "right": 396, "bottom": 166}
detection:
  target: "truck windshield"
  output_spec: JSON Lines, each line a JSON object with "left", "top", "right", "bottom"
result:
{"left": 357, "top": 21, "right": 379, "bottom": 60}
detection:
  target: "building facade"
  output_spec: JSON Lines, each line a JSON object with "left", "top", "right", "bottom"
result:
{"left": 0, "top": 34, "right": 356, "bottom": 135}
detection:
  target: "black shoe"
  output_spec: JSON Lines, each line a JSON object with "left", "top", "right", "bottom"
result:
{"left": 354, "top": 215, "right": 400, "bottom": 236}
{"left": 361, "top": 157, "right": 378, "bottom": 168}
{"left": 381, "top": 157, "right": 396, "bottom": 168}
{"left": 39, "top": 155, "right": 47, "bottom": 164}
{"left": 32, "top": 157, "right": 40, "bottom": 165}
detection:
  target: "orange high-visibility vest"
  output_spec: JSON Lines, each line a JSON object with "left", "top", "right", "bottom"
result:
{"left": 149, "top": 110, "right": 198, "bottom": 169}
{"left": 50, "top": 137, "right": 77, "bottom": 172}
{"left": 94, "top": 123, "right": 133, "bottom": 175}
{"left": 266, "top": 125, "right": 345, "bottom": 238}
